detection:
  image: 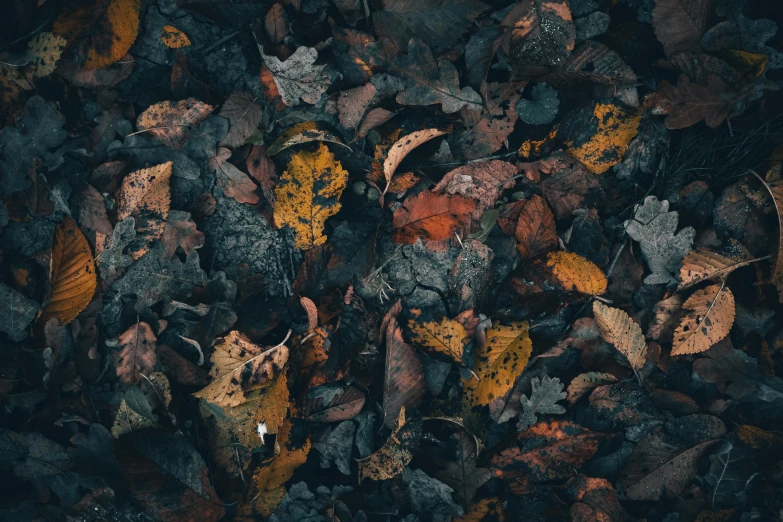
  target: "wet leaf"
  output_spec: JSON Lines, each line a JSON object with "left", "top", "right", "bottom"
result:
{"left": 337, "top": 83, "right": 376, "bottom": 131}
{"left": 672, "top": 284, "right": 735, "bottom": 356}
{"left": 135, "top": 99, "right": 215, "bottom": 150}
{"left": 273, "top": 143, "right": 348, "bottom": 249}
{"left": 116, "top": 162, "right": 172, "bottom": 260}
{"left": 502, "top": 0, "right": 576, "bottom": 69}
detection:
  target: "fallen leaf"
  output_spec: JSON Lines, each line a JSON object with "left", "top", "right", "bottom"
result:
{"left": 392, "top": 191, "right": 477, "bottom": 244}
{"left": 539, "top": 156, "right": 602, "bottom": 219}
{"left": 564, "top": 474, "right": 633, "bottom": 522}
{"left": 383, "top": 307, "right": 425, "bottom": 428}
{"left": 593, "top": 301, "right": 647, "bottom": 377}
{"left": 112, "top": 386, "right": 157, "bottom": 438}
{"left": 135, "top": 98, "right": 215, "bottom": 150}
{"left": 26, "top": 32, "right": 67, "bottom": 79}
{"left": 404, "top": 467, "right": 465, "bottom": 521}
{"left": 53, "top": 0, "right": 140, "bottom": 69}
{"left": 672, "top": 284, "right": 735, "bottom": 356}
{"left": 160, "top": 210, "right": 205, "bottom": 259}
{"left": 357, "top": 407, "right": 422, "bottom": 482}
{"left": 209, "top": 147, "right": 259, "bottom": 205}
{"left": 516, "top": 83, "right": 559, "bottom": 125}
{"left": 455, "top": 498, "right": 505, "bottom": 522}
{"left": 357, "top": 107, "right": 396, "bottom": 139}
{"left": 265, "top": 4, "right": 289, "bottom": 44}
{"left": 219, "top": 92, "right": 263, "bottom": 148}
{"left": 453, "top": 81, "right": 523, "bottom": 160}
{"left": 539, "top": 41, "right": 637, "bottom": 88}
{"left": 302, "top": 385, "right": 366, "bottom": 423}
{"left": 0, "top": 283, "right": 40, "bottom": 342}
{"left": 547, "top": 251, "right": 607, "bottom": 295}
{"left": 513, "top": 195, "right": 558, "bottom": 260}
{"left": 273, "top": 143, "right": 348, "bottom": 249}
{"left": 246, "top": 145, "right": 278, "bottom": 207}
{"left": 567, "top": 372, "right": 618, "bottom": 404}
{"left": 259, "top": 45, "right": 330, "bottom": 106}
{"left": 116, "top": 162, "right": 172, "bottom": 260}
{"left": 193, "top": 331, "right": 289, "bottom": 407}
{"left": 464, "top": 321, "right": 532, "bottom": 406}
{"left": 40, "top": 216, "right": 96, "bottom": 325}
{"left": 112, "top": 321, "right": 157, "bottom": 387}
{"left": 678, "top": 248, "right": 759, "bottom": 291}
{"left": 337, "top": 83, "right": 376, "bottom": 131}
{"left": 267, "top": 121, "right": 350, "bottom": 155}
{"left": 518, "top": 376, "right": 567, "bottom": 431}
{"left": 313, "top": 420, "right": 354, "bottom": 474}
{"left": 502, "top": 0, "right": 576, "bottom": 69}
{"left": 433, "top": 160, "right": 517, "bottom": 220}
{"left": 161, "top": 25, "right": 191, "bottom": 48}
{"left": 434, "top": 430, "right": 490, "bottom": 509}
{"left": 408, "top": 314, "right": 468, "bottom": 364}
{"left": 384, "top": 129, "right": 446, "bottom": 193}
{"left": 652, "top": 0, "right": 713, "bottom": 56}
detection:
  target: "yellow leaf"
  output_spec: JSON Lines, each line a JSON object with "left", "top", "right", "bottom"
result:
{"left": 546, "top": 251, "right": 607, "bottom": 295}
{"left": 672, "top": 283, "right": 735, "bottom": 356}
{"left": 193, "top": 331, "right": 289, "bottom": 408}
{"left": 455, "top": 498, "right": 505, "bottom": 522}
{"left": 565, "top": 103, "right": 642, "bottom": 174}
{"left": 464, "top": 322, "right": 532, "bottom": 406}
{"left": 238, "top": 419, "right": 310, "bottom": 518}
{"left": 116, "top": 162, "right": 172, "bottom": 260}
{"left": 407, "top": 314, "right": 468, "bottom": 364}
{"left": 273, "top": 143, "right": 348, "bottom": 250}
{"left": 53, "top": 0, "right": 140, "bottom": 70}
{"left": 357, "top": 407, "right": 422, "bottom": 482}
{"left": 40, "top": 216, "right": 97, "bottom": 325}
{"left": 593, "top": 301, "right": 647, "bottom": 375}
{"left": 161, "top": 25, "right": 191, "bottom": 48}
{"left": 111, "top": 396, "right": 157, "bottom": 438}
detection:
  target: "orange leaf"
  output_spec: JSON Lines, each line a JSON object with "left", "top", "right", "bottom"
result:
{"left": 407, "top": 314, "right": 468, "bottom": 364}
{"left": 116, "top": 162, "right": 172, "bottom": 260}
{"left": 40, "top": 216, "right": 97, "bottom": 325}
{"left": 392, "top": 191, "right": 476, "bottom": 244}
{"left": 135, "top": 98, "right": 215, "bottom": 150}
{"left": 546, "top": 251, "right": 607, "bottom": 295}
{"left": 514, "top": 195, "right": 558, "bottom": 260}
{"left": 161, "top": 25, "right": 191, "bottom": 48}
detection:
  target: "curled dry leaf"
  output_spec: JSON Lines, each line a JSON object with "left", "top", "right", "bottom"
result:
{"left": 135, "top": 98, "right": 215, "bottom": 150}
{"left": 593, "top": 301, "right": 647, "bottom": 376}
{"left": 672, "top": 284, "right": 735, "bottom": 356}
{"left": 567, "top": 372, "right": 617, "bottom": 404}
{"left": 464, "top": 321, "right": 532, "bottom": 406}
{"left": 161, "top": 25, "right": 191, "bottom": 49}
{"left": 518, "top": 376, "right": 567, "bottom": 431}
{"left": 39, "top": 216, "right": 97, "bottom": 326}
{"left": 273, "top": 143, "right": 348, "bottom": 250}
{"left": 383, "top": 129, "right": 446, "bottom": 193}
{"left": 392, "top": 191, "right": 477, "bottom": 244}
{"left": 209, "top": 147, "right": 259, "bottom": 205}
{"left": 116, "top": 162, "right": 172, "bottom": 260}
{"left": 407, "top": 314, "right": 468, "bottom": 365}
{"left": 112, "top": 321, "right": 157, "bottom": 387}
{"left": 678, "top": 248, "right": 759, "bottom": 291}
{"left": 357, "top": 407, "right": 423, "bottom": 483}
{"left": 546, "top": 251, "right": 607, "bottom": 295}
{"left": 193, "top": 331, "right": 289, "bottom": 408}
{"left": 383, "top": 311, "right": 425, "bottom": 428}
{"left": 53, "top": 0, "right": 140, "bottom": 69}
{"left": 267, "top": 121, "right": 350, "bottom": 156}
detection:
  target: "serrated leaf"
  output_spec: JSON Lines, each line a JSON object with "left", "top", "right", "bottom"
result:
{"left": 593, "top": 301, "right": 647, "bottom": 375}
{"left": 259, "top": 45, "right": 330, "bottom": 106}
{"left": 273, "top": 143, "right": 348, "bottom": 250}
{"left": 518, "top": 376, "right": 566, "bottom": 431}
{"left": 672, "top": 284, "right": 735, "bottom": 356}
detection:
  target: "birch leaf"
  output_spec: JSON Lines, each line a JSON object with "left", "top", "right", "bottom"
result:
{"left": 593, "top": 301, "right": 647, "bottom": 373}
{"left": 672, "top": 284, "right": 735, "bottom": 356}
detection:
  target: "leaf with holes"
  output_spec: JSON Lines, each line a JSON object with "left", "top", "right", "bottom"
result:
{"left": 672, "top": 284, "right": 735, "bottom": 356}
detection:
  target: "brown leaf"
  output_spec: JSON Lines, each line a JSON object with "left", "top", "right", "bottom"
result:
{"left": 513, "top": 195, "right": 557, "bottom": 260}
{"left": 672, "top": 284, "right": 735, "bottom": 356}
{"left": 113, "top": 321, "right": 157, "bottom": 387}
{"left": 302, "top": 385, "right": 366, "bottom": 423}
{"left": 299, "top": 296, "right": 318, "bottom": 330}
{"left": 384, "top": 129, "right": 446, "bottom": 192}
{"left": 648, "top": 294, "right": 684, "bottom": 343}
{"left": 567, "top": 372, "right": 618, "bottom": 404}
{"left": 78, "top": 181, "right": 112, "bottom": 236}
{"left": 160, "top": 211, "right": 204, "bottom": 259}
{"left": 433, "top": 160, "right": 516, "bottom": 220}
{"left": 383, "top": 307, "right": 425, "bottom": 428}
{"left": 267, "top": 121, "right": 350, "bottom": 156}
{"left": 135, "top": 98, "right": 215, "bottom": 150}
{"left": 265, "top": 4, "right": 290, "bottom": 44}
{"left": 357, "top": 108, "right": 396, "bottom": 139}
{"left": 219, "top": 92, "right": 263, "bottom": 148}
{"left": 434, "top": 430, "right": 491, "bottom": 510}
{"left": 678, "top": 248, "right": 759, "bottom": 291}
{"left": 538, "top": 41, "right": 637, "bottom": 88}
{"left": 158, "top": 344, "right": 208, "bottom": 387}
{"left": 502, "top": 0, "right": 575, "bottom": 69}
{"left": 337, "top": 83, "right": 376, "bottom": 131}
{"left": 116, "top": 162, "right": 172, "bottom": 260}
{"left": 246, "top": 145, "right": 278, "bottom": 208}
{"left": 643, "top": 74, "right": 743, "bottom": 130}
{"left": 453, "top": 82, "right": 523, "bottom": 160}
{"left": 40, "top": 216, "right": 97, "bottom": 326}
{"left": 392, "top": 191, "right": 477, "bottom": 244}
{"left": 540, "top": 158, "right": 601, "bottom": 220}
{"left": 357, "top": 408, "right": 422, "bottom": 482}
{"left": 593, "top": 301, "right": 647, "bottom": 375}
{"left": 57, "top": 53, "right": 135, "bottom": 88}
{"left": 652, "top": 0, "right": 714, "bottom": 56}
{"left": 209, "top": 147, "right": 259, "bottom": 205}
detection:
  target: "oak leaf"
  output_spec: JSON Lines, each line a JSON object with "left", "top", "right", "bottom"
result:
{"left": 209, "top": 147, "right": 259, "bottom": 205}
{"left": 116, "top": 162, "right": 172, "bottom": 260}
{"left": 564, "top": 475, "right": 632, "bottom": 522}
{"left": 259, "top": 45, "right": 330, "bottom": 106}
{"left": 218, "top": 92, "right": 263, "bottom": 148}
{"left": 383, "top": 307, "right": 425, "bottom": 428}
{"left": 392, "top": 191, "right": 477, "bottom": 244}
{"left": 135, "top": 98, "right": 215, "bottom": 150}
{"left": 161, "top": 25, "right": 191, "bottom": 48}
{"left": 273, "top": 143, "right": 348, "bottom": 250}
{"left": 672, "top": 284, "right": 735, "bottom": 356}
{"left": 160, "top": 211, "right": 204, "bottom": 259}
{"left": 53, "top": 0, "right": 140, "bottom": 69}
{"left": 357, "top": 407, "right": 422, "bottom": 482}
{"left": 567, "top": 372, "right": 618, "bottom": 404}
{"left": 518, "top": 376, "right": 566, "bottom": 431}
{"left": 193, "top": 331, "right": 288, "bottom": 408}
{"left": 464, "top": 321, "right": 532, "bottom": 406}
{"left": 547, "top": 251, "right": 607, "bottom": 295}
{"left": 111, "top": 321, "right": 157, "bottom": 387}
{"left": 39, "top": 216, "right": 97, "bottom": 325}
{"left": 593, "top": 301, "right": 647, "bottom": 377}
{"left": 407, "top": 314, "right": 468, "bottom": 364}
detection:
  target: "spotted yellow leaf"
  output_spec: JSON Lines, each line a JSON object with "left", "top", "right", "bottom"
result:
{"left": 407, "top": 314, "right": 468, "bottom": 364}
{"left": 547, "top": 251, "right": 607, "bottom": 295}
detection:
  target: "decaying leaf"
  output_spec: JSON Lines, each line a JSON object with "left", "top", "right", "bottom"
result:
{"left": 39, "top": 216, "right": 97, "bottom": 325}
{"left": 518, "top": 376, "right": 567, "bottom": 431}
{"left": 464, "top": 321, "right": 532, "bottom": 406}
{"left": 433, "top": 160, "right": 517, "bottom": 220}
{"left": 392, "top": 191, "right": 477, "bottom": 244}
{"left": 593, "top": 301, "right": 647, "bottom": 378}
{"left": 672, "top": 284, "right": 735, "bottom": 356}
{"left": 259, "top": 45, "right": 330, "bottom": 106}
{"left": 357, "top": 407, "right": 422, "bottom": 482}
{"left": 408, "top": 314, "right": 468, "bottom": 364}
{"left": 0, "top": 283, "right": 40, "bottom": 342}
{"left": 546, "top": 251, "right": 607, "bottom": 295}
{"left": 111, "top": 321, "right": 157, "bottom": 387}
{"left": 267, "top": 121, "right": 350, "bottom": 156}
{"left": 383, "top": 307, "right": 425, "bottom": 428}
{"left": 273, "top": 143, "right": 348, "bottom": 250}
{"left": 567, "top": 372, "right": 618, "bottom": 404}
{"left": 678, "top": 248, "right": 758, "bottom": 291}
{"left": 116, "top": 162, "right": 172, "bottom": 260}
{"left": 53, "top": 0, "right": 140, "bottom": 69}
{"left": 135, "top": 99, "right": 215, "bottom": 150}
{"left": 383, "top": 129, "right": 446, "bottom": 193}
{"left": 161, "top": 25, "right": 191, "bottom": 49}
{"left": 209, "top": 147, "right": 259, "bottom": 205}
{"left": 219, "top": 92, "right": 263, "bottom": 148}
{"left": 313, "top": 421, "right": 355, "bottom": 475}
{"left": 160, "top": 211, "right": 204, "bottom": 259}
{"left": 652, "top": 0, "right": 713, "bottom": 56}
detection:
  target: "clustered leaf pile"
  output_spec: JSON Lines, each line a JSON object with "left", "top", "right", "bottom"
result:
{"left": 1, "top": 0, "right": 783, "bottom": 521}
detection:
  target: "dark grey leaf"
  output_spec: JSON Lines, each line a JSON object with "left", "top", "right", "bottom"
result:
{"left": 516, "top": 84, "right": 559, "bottom": 125}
